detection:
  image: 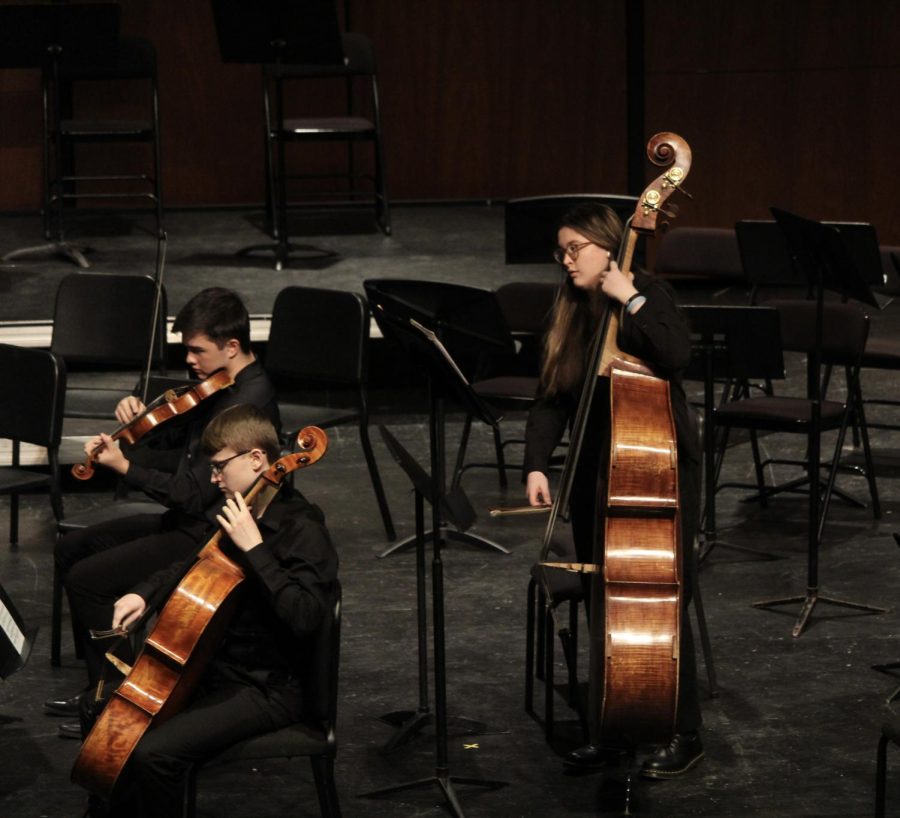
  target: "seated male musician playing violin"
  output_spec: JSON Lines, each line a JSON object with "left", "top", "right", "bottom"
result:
{"left": 47, "top": 287, "right": 280, "bottom": 736}
{"left": 82, "top": 404, "right": 338, "bottom": 818}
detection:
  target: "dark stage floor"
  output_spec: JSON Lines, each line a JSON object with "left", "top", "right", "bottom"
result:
{"left": 2, "top": 206, "right": 900, "bottom": 817}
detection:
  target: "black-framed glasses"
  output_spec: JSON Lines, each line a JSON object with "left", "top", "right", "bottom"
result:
{"left": 209, "top": 450, "right": 250, "bottom": 476}
{"left": 552, "top": 241, "right": 595, "bottom": 264}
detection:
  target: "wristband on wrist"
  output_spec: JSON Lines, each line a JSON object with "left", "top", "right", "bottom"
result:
{"left": 624, "top": 293, "right": 646, "bottom": 314}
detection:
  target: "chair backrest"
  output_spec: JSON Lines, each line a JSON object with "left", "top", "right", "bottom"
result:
{"left": 301, "top": 582, "right": 342, "bottom": 731}
{"left": 58, "top": 36, "right": 158, "bottom": 81}
{"left": 735, "top": 220, "right": 805, "bottom": 301}
{"left": 654, "top": 227, "right": 744, "bottom": 283}
{"left": 765, "top": 299, "right": 869, "bottom": 365}
{"left": 50, "top": 273, "right": 166, "bottom": 367}
{"left": 266, "top": 286, "right": 368, "bottom": 386}
{"left": 273, "top": 32, "right": 376, "bottom": 79}
{"left": 494, "top": 282, "right": 557, "bottom": 336}
{"left": 682, "top": 305, "right": 785, "bottom": 382}
{"left": 880, "top": 247, "right": 900, "bottom": 295}
{"left": 0, "top": 344, "right": 66, "bottom": 448}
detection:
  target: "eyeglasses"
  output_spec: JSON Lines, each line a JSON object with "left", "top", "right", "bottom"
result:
{"left": 552, "top": 241, "right": 595, "bottom": 264}
{"left": 209, "top": 450, "right": 250, "bottom": 476}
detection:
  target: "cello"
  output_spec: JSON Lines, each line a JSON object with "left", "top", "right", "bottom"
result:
{"left": 71, "top": 368, "right": 235, "bottom": 480}
{"left": 539, "top": 133, "right": 694, "bottom": 747}
{"left": 71, "top": 426, "right": 328, "bottom": 799}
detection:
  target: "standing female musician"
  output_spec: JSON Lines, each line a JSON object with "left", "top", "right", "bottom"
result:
{"left": 524, "top": 203, "right": 704, "bottom": 778}
{"left": 86, "top": 404, "right": 338, "bottom": 818}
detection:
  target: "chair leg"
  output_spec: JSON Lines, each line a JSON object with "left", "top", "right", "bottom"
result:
{"left": 565, "top": 600, "right": 579, "bottom": 707}
{"left": 182, "top": 766, "right": 198, "bottom": 818}
{"left": 876, "top": 732, "right": 889, "bottom": 818}
{"left": 358, "top": 418, "right": 396, "bottom": 541}
{"left": 310, "top": 755, "right": 341, "bottom": 818}
{"left": 543, "top": 599, "right": 555, "bottom": 741}
{"left": 854, "top": 383, "right": 881, "bottom": 519}
{"left": 451, "top": 414, "right": 474, "bottom": 492}
{"left": 748, "top": 430, "right": 768, "bottom": 507}
{"left": 525, "top": 578, "right": 536, "bottom": 714}
{"left": 491, "top": 424, "right": 508, "bottom": 489}
{"left": 51, "top": 559, "right": 63, "bottom": 667}
{"left": 535, "top": 585, "right": 546, "bottom": 682}
{"left": 690, "top": 539, "right": 718, "bottom": 697}
{"left": 9, "top": 493, "right": 19, "bottom": 549}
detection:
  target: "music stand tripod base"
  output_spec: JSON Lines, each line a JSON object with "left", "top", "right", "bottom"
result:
{"left": 2, "top": 241, "right": 90, "bottom": 269}
{"left": 378, "top": 527, "right": 510, "bottom": 559}
{"left": 235, "top": 241, "right": 338, "bottom": 272}
{"left": 752, "top": 588, "right": 886, "bottom": 638}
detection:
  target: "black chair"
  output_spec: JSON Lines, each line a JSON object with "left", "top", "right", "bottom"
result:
{"left": 265, "top": 32, "right": 390, "bottom": 246}
{"left": 851, "top": 247, "right": 900, "bottom": 440}
{"left": 44, "top": 37, "right": 163, "bottom": 244}
{"left": 266, "top": 286, "right": 394, "bottom": 540}
{"left": 50, "top": 272, "right": 166, "bottom": 420}
{"left": 184, "top": 584, "right": 342, "bottom": 818}
{"left": 876, "top": 715, "right": 900, "bottom": 817}
{"left": 524, "top": 557, "right": 584, "bottom": 742}
{"left": 0, "top": 344, "right": 66, "bottom": 547}
{"left": 714, "top": 299, "right": 880, "bottom": 545}
{"left": 653, "top": 226, "right": 745, "bottom": 290}
{"left": 452, "top": 282, "right": 558, "bottom": 489}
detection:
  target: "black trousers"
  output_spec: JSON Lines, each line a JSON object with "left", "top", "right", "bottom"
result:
{"left": 572, "top": 454, "right": 703, "bottom": 740}
{"left": 58, "top": 513, "right": 205, "bottom": 686}
{"left": 100, "top": 671, "right": 303, "bottom": 818}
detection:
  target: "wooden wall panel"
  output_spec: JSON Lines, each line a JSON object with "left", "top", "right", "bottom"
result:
{"left": 0, "top": 0, "right": 897, "bottom": 246}
{"left": 642, "top": 0, "right": 900, "bottom": 242}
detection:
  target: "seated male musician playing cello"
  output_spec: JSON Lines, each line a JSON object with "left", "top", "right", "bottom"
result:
{"left": 47, "top": 288, "right": 280, "bottom": 736}
{"left": 80, "top": 404, "right": 338, "bottom": 818}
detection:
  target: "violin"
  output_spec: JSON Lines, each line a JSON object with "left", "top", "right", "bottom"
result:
{"left": 71, "top": 369, "right": 235, "bottom": 481}
{"left": 71, "top": 426, "right": 329, "bottom": 799}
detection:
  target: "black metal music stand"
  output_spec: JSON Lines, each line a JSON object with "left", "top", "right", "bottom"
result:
{"left": 0, "top": 582, "right": 38, "bottom": 680}
{"left": 374, "top": 424, "right": 489, "bottom": 753}
{"left": 683, "top": 304, "right": 786, "bottom": 561}
{"left": 210, "top": 0, "right": 343, "bottom": 270}
{"left": 365, "top": 279, "right": 512, "bottom": 558}
{"left": 752, "top": 208, "right": 885, "bottom": 637}
{"left": 360, "top": 424, "right": 508, "bottom": 818}
{"left": 0, "top": 2, "right": 121, "bottom": 269}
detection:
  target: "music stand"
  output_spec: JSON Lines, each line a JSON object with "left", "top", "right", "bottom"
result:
{"left": 682, "top": 304, "right": 786, "bottom": 561}
{"left": 373, "top": 425, "right": 492, "bottom": 750}
{"left": 358, "top": 348, "right": 509, "bottom": 815}
{"left": 0, "top": 583, "right": 38, "bottom": 680}
{"left": 211, "top": 0, "right": 343, "bottom": 271}
{"left": 752, "top": 208, "right": 885, "bottom": 637}
{"left": 365, "top": 279, "right": 512, "bottom": 558}
{"left": 0, "top": 2, "right": 121, "bottom": 269}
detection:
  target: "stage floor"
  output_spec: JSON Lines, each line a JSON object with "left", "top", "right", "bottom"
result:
{"left": 1, "top": 206, "right": 900, "bottom": 817}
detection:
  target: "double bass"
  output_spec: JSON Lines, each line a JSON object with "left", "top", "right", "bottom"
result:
{"left": 541, "top": 133, "right": 694, "bottom": 747}
{"left": 71, "top": 426, "right": 328, "bottom": 799}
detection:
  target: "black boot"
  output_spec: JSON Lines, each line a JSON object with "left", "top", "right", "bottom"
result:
{"left": 640, "top": 731, "right": 704, "bottom": 779}
{"left": 563, "top": 743, "right": 623, "bottom": 771}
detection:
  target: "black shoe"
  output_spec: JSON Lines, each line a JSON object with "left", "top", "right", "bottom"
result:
{"left": 563, "top": 743, "right": 622, "bottom": 771}
{"left": 58, "top": 720, "right": 83, "bottom": 740}
{"left": 45, "top": 689, "right": 89, "bottom": 717}
{"left": 641, "top": 731, "right": 704, "bottom": 779}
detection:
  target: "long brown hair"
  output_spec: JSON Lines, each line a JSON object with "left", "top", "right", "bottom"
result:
{"left": 540, "top": 204, "right": 624, "bottom": 396}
